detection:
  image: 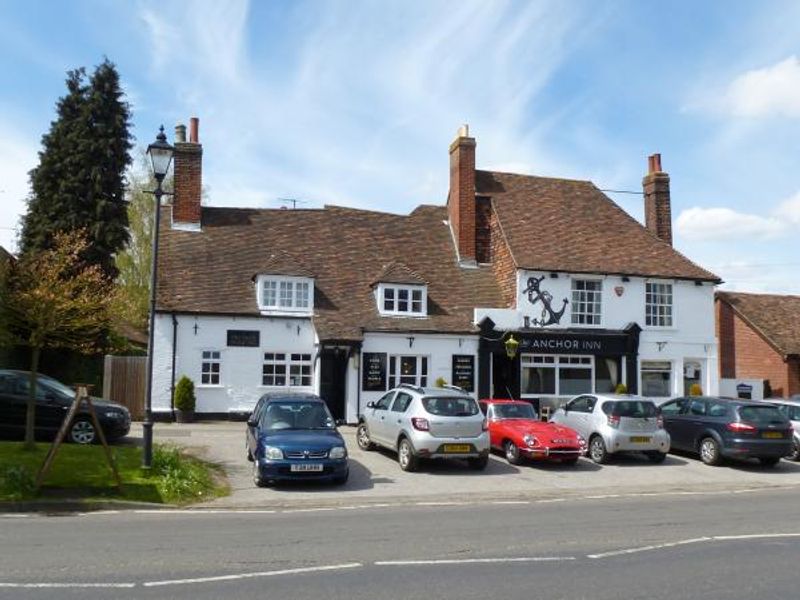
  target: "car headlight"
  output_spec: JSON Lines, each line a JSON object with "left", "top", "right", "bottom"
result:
{"left": 263, "top": 446, "right": 283, "bottom": 460}
{"left": 104, "top": 411, "right": 123, "bottom": 419}
{"left": 577, "top": 435, "right": 587, "bottom": 447}
{"left": 329, "top": 446, "right": 347, "bottom": 459}
{"left": 523, "top": 434, "right": 537, "bottom": 448}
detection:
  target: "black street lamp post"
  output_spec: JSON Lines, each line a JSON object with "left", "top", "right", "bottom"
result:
{"left": 143, "top": 126, "right": 174, "bottom": 469}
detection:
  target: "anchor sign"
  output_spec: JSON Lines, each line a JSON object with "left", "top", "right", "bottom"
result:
{"left": 522, "top": 276, "right": 568, "bottom": 327}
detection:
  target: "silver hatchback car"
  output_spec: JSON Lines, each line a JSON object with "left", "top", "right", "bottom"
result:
{"left": 765, "top": 398, "right": 800, "bottom": 461}
{"left": 357, "top": 384, "right": 490, "bottom": 472}
{"left": 549, "top": 394, "right": 670, "bottom": 464}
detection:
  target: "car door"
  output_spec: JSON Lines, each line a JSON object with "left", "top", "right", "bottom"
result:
{"left": 0, "top": 372, "right": 25, "bottom": 433}
{"left": 366, "top": 391, "right": 395, "bottom": 446}
{"left": 566, "top": 396, "right": 594, "bottom": 438}
{"left": 33, "top": 381, "right": 73, "bottom": 433}
{"left": 387, "top": 392, "right": 414, "bottom": 445}
{"left": 685, "top": 398, "right": 709, "bottom": 450}
{"left": 247, "top": 398, "right": 266, "bottom": 455}
{"left": 659, "top": 398, "right": 689, "bottom": 450}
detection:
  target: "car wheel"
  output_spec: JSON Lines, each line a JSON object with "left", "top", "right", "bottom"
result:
{"left": 786, "top": 440, "right": 800, "bottom": 462}
{"left": 468, "top": 455, "right": 489, "bottom": 471}
{"left": 759, "top": 456, "right": 780, "bottom": 468}
{"left": 357, "top": 423, "right": 374, "bottom": 451}
{"left": 252, "top": 461, "right": 269, "bottom": 488}
{"left": 504, "top": 441, "right": 522, "bottom": 465}
{"left": 69, "top": 418, "right": 96, "bottom": 445}
{"left": 589, "top": 435, "right": 608, "bottom": 464}
{"left": 332, "top": 470, "right": 349, "bottom": 486}
{"left": 397, "top": 438, "right": 418, "bottom": 472}
{"left": 699, "top": 437, "right": 721, "bottom": 466}
{"left": 561, "top": 457, "right": 579, "bottom": 466}
{"left": 646, "top": 451, "right": 667, "bottom": 464}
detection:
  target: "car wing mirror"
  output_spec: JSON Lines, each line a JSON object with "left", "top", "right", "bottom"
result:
{"left": 366, "top": 401, "right": 376, "bottom": 409}
{"left": 246, "top": 417, "right": 258, "bottom": 427}
{"left": 335, "top": 419, "right": 346, "bottom": 427}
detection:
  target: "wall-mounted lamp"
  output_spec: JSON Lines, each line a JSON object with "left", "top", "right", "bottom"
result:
{"left": 656, "top": 341, "right": 668, "bottom": 352}
{"left": 407, "top": 336, "right": 415, "bottom": 348}
{"left": 549, "top": 273, "right": 559, "bottom": 279}
{"left": 621, "top": 276, "right": 630, "bottom": 282}
{"left": 505, "top": 334, "right": 520, "bottom": 359}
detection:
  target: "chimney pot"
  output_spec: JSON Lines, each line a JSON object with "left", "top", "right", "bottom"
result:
{"left": 189, "top": 117, "right": 199, "bottom": 143}
{"left": 175, "top": 123, "right": 186, "bottom": 143}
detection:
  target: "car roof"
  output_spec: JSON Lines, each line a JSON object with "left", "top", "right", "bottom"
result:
{"left": 406, "top": 386, "right": 471, "bottom": 397}
{"left": 764, "top": 398, "right": 800, "bottom": 406}
{"left": 260, "top": 392, "right": 323, "bottom": 403}
{"left": 480, "top": 399, "right": 529, "bottom": 405}
{"left": 591, "top": 394, "right": 655, "bottom": 402}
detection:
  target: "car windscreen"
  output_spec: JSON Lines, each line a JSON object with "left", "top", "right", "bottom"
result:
{"left": 422, "top": 396, "right": 480, "bottom": 417}
{"left": 493, "top": 403, "right": 536, "bottom": 420}
{"left": 611, "top": 400, "right": 657, "bottom": 418}
{"left": 259, "top": 401, "right": 335, "bottom": 430}
{"left": 738, "top": 405, "right": 786, "bottom": 425}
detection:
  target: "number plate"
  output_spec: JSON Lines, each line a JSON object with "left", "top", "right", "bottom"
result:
{"left": 290, "top": 463, "right": 323, "bottom": 472}
{"left": 629, "top": 436, "right": 651, "bottom": 443}
{"left": 763, "top": 432, "right": 784, "bottom": 439}
{"left": 442, "top": 444, "right": 471, "bottom": 453}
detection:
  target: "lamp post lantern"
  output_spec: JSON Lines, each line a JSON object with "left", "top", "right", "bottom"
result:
{"left": 504, "top": 334, "right": 519, "bottom": 360}
{"left": 143, "top": 126, "right": 174, "bottom": 469}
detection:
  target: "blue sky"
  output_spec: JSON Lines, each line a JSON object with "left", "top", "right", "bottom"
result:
{"left": 1, "top": 0, "right": 798, "bottom": 292}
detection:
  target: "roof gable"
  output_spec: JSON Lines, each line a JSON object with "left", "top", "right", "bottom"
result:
{"left": 371, "top": 261, "right": 428, "bottom": 286}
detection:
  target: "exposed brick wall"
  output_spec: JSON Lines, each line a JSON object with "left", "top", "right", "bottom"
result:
{"left": 643, "top": 171, "right": 672, "bottom": 246}
{"left": 448, "top": 136, "right": 476, "bottom": 261}
{"left": 475, "top": 196, "right": 492, "bottom": 263}
{"left": 716, "top": 298, "right": 793, "bottom": 396}
{"left": 789, "top": 359, "right": 800, "bottom": 396}
{"left": 489, "top": 203, "right": 516, "bottom": 308}
{"left": 172, "top": 141, "right": 202, "bottom": 225}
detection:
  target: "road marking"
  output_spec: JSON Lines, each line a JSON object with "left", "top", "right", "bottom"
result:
{"left": 376, "top": 557, "right": 576, "bottom": 566}
{"left": 414, "top": 501, "right": 472, "bottom": 506}
{"left": 282, "top": 507, "right": 337, "bottom": 514}
{"left": 0, "top": 582, "right": 136, "bottom": 588}
{"left": 133, "top": 509, "right": 277, "bottom": 515}
{"left": 588, "top": 533, "right": 800, "bottom": 559}
{"left": 143, "top": 562, "right": 363, "bottom": 587}
{"left": 490, "top": 500, "right": 530, "bottom": 505}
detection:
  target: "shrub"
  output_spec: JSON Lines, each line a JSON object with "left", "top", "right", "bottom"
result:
{"left": 614, "top": 383, "right": 628, "bottom": 394}
{"left": 174, "top": 376, "right": 196, "bottom": 411}
{"left": 689, "top": 383, "right": 703, "bottom": 396}
{"left": 150, "top": 444, "right": 216, "bottom": 504}
{"left": 0, "top": 465, "right": 36, "bottom": 501}
{"left": 435, "top": 377, "right": 447, "bottom": 388}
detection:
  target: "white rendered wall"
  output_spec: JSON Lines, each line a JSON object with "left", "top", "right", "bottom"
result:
{"left": 152, "top": 313, "right": 316, "bottom": 415}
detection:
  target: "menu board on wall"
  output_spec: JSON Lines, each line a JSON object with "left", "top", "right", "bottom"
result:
{"left": 226, "top": 330, "right": 260, "bottom": 347}
{"left": 362, "top": 352, "right": 387, "bottom": 391}
{"left": 452, "top": 355, "right": 475, "bottom": 392}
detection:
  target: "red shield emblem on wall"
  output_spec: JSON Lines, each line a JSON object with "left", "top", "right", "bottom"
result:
{"left": 614, "top": 286, "right": 624, "bottom": 297}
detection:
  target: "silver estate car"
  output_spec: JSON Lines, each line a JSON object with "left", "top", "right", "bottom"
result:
{"left": 549, "top": 394, "right": 670, "bottom": 464}
{"left": 357, "top": 384, "right": 490, "bottom": 472}
{"left": 765, "top": 398, "right": 800, "bottom": 461}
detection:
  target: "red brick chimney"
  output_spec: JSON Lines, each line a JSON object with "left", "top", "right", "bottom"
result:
{"left": 448, "top": 124, "right": 477, "bottom": 264}
{"left": 172, "top": 116, "right": 202, "bottom": 230}
{"left": 642, "top": 153, "right": 672, "bottom": 246}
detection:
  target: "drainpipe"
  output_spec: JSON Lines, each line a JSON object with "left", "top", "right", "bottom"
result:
{"left": 170, "top": 313, "right": 178, "bottom": 419}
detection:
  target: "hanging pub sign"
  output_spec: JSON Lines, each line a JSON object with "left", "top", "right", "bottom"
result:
{"left": 451, "top": 355, "right": 475, "bottom": 392}
{"left": 362, "top": 352, "right": 387, "bottom": 392}
{"left": 226, "top": 330, "right": 260, "bottom": 347}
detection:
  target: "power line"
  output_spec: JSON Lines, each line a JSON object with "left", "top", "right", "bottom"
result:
{"left": 598, "top": 188, "right": 643, "bottom": 195}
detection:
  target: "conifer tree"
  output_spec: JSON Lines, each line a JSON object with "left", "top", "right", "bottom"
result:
{"left": 20, "top": 58, "right": 133, "bottom": 278}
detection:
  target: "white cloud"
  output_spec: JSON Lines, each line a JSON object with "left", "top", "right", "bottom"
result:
{"left": 0, "top": 120, "right": 38, "bottom": 254}
{"left": 675, "top": 207, "right": 785, "bottom": 241}
{"left": 694, "top": 55, "right": 800, "bottom": 118}
{"left": 774, "top": 190, "right": 800, "bottom": 225}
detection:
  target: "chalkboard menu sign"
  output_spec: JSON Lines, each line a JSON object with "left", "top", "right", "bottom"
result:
{"left": 451, "top": 355, "right": 475, "bottom": 392}
{"left": 226, "top": 330, "right": 260, "bottom": 347}
{"left": 362, "top": 352, "right": 387, "bottom": 391}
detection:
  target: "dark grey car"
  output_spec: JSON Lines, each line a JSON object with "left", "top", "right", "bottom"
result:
{"left": 659, "top": 396, "right": 793, "bottom": 466}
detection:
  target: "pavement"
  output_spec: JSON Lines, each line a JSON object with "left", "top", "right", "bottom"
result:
{"left": 134, "top": 421, "right": 800, "bottom": 509}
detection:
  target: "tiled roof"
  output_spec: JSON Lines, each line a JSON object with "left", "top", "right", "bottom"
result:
{"left": 475, "top": 170, "right": 720, "bottom": 282}
{"left": 156, "top": 205, "right": 503, "bottom": 341}
{"left": 371, "top": 261, "right": 428, "bottom": 286}
{"left": 254, "top": 249, "right": 315, "bottom": 278}
{"left": 716, "top": 291, "right": 800, "bottom": 357}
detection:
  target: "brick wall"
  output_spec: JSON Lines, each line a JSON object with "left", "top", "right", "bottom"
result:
{"left": 643, "top": 172, "right": 672, "bottom": 246}
{"left": 489, "top": 204, "right": 516, "bottom": 308}
{"left": 172, "top": 142, "right": 202, "bottom": 225}
{"left": 716, "top": 298, "right": 793, "bottom": 396}
{"left": 448, "top": 136, "right": 476, "bottom": 261}
{"left": 475, "top": 196, "right": 492, "bottom": 263}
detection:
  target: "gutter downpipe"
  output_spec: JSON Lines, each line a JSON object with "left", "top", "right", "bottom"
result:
{"left": 170, "top": 313, "right": 178, "bottom": 419}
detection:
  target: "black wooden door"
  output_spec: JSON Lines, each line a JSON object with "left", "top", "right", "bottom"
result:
{"left": 319, "top": 349, "right": 348, "bottom": 421}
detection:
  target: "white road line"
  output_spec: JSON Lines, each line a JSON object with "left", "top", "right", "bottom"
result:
{"left": 490, "top": 500, "right": 530, "bottom": 505}
{"left": 0, "top": 582, "right": 136, "bottom": 588}
{"left": 588, "top": 533, "right": 800, "bottom": 559}
{"left": 0, "top": 514, "right": 31, "bottom": 518}
{"left": 134, "top": 509, "right": 277, "bottom": 515}
{"left": 376, "top": 557, "right": 576, "bottom": 566}
{"left": 143, "top": 562, "right": 363, "bottom": 587}
{"left": 414, "top": 501, "right": 472, "bottom": 506}
{"left": 281, "top": 507, "right": 337, "bottom": 514}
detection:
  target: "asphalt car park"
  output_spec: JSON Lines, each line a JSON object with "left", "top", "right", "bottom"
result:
{"left": 134, "top": 420, "right": 800, "bottom": 509}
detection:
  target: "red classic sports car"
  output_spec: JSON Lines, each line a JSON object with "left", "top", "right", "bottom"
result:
{"left": 480, "top": 399, "right": 586, "bottom": 465}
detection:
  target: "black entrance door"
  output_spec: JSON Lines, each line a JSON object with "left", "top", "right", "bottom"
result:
{"left": 319, "top": 348, "right": 348, "bottom": 421}
{"left": 491, "top": 352, "right": 520, "bottom": 399}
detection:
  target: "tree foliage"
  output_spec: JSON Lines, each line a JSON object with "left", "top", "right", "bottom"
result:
{"left": 2, "top": 230, "right": 114, "bottom": 448}
{"left": 20, "top": 59, "right": 133, "bottom": 279}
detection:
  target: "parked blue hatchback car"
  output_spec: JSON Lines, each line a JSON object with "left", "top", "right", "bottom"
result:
{"left": 246, "top": 392, "right": 349, "bottom": 487}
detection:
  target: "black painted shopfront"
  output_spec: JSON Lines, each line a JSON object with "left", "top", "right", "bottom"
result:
{"left": 478, "top": 318, "right": 641, "bottom": 409}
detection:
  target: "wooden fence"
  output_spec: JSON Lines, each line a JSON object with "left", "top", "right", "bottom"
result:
{"left": 103, "top": 355, "right": 147, "bottom": 420}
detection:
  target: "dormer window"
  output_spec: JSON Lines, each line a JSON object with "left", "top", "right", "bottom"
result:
{"left": 257, "top": 275, "right": 313, "bottom": 314}
{"left": 378, "top": 284, "right": 427, "bottom": 316}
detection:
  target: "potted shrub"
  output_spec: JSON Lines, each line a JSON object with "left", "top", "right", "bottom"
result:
{"left": 174, "top": 376, "right": 196, "bottom": 423}
{"left": 435, "top": 376, "right": 447, "bottom": 388}
{"left": 614, "top": 383, "right": 628, "bottom": 394}
{"left": 689, "top": 383, "right": 703, "bottom": 396}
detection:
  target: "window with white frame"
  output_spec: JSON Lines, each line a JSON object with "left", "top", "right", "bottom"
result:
{"left": 379, "top": 284, "right": 426, "bottom": 316}
{"left": 521, "top": 355, "right": 593, "bottom": 396}
{"left": 571, "top": 279, "right": 603, "bottom": 325}
{"left": 200, "top": 350, "right": 221, "bottom": 385}
{"left": 258, "top": 276, "right": 313, "bottom": 313}
{"left": 645, "top": 282, "right": 673, "bottom": 327}
{"left": 262, "top": 353, "right": 313, "bottom": 387}
{"left": 641, "top": 360, "right": 672, "bottom": 397}
{"left": 389, "top": 355, "right": 428, "bottom": 388}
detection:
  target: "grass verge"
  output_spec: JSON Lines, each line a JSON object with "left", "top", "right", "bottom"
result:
{"left": 0, "top": 442, "right": 229, "bottom": 505}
